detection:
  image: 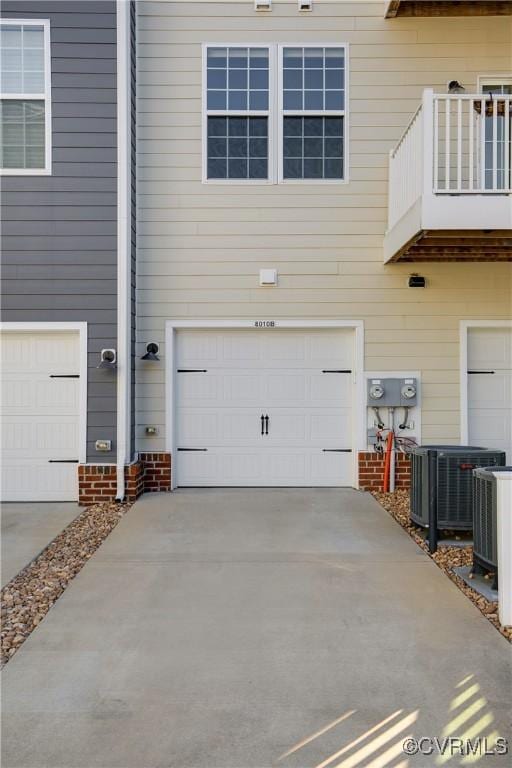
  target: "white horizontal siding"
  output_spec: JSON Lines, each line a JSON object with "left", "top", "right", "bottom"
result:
{"left": 135, "top": 0, "right": 512, "bottom": 453}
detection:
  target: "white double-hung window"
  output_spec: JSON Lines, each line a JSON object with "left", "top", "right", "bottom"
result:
{"left": 203, "top": 43, "right": 347, "bottom": 184}
{"left": 0, "top": 19, "right": 51, "bottom": 175}
{"left": 280, "top": 45, "right": 346, "bottom": 181}
{"left": 204, "top": 45, "right": 272, "bottom": 181}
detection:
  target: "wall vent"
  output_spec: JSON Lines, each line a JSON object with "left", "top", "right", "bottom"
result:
{"left": 255, "top": 0, "right": 271, "bottom": 11}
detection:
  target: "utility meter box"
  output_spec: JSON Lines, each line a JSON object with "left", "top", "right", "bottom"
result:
{"left": 367, "top": 377, "right": 418, "bottom": 407}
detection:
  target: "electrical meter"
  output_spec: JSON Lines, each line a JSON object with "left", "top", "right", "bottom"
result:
{"left": 369, "top": 383, "right": 384, "bottom": 400}
{"left": 401, "top": 383, "right": 416, "bottom": 400}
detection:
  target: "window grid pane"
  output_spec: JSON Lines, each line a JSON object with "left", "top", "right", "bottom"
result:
{"left": 0, "top": 99, "right": 45, "bottom": 169}
{"left": 283, "top": 46, "right": 344, "bottom": 113}
{"left": 283, "top": 116, "right": 343, "bottom": 180}
{"left": 0, "top": 23, "right": 45, "bottom": 95}
{"left": 207, "top": 46, "right": 269, "bottom": 113}
{"left": 207, "top": 116, "right": 268, "bottom": 179}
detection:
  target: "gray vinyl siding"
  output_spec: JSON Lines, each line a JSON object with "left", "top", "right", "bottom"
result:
{"left": 0, "top": 0, "right": 118, "bottom": 463}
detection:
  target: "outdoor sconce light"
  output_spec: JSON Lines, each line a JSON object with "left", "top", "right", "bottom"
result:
{"left": 98, "top": 349, "right": 117, "bottom": 369}
{"left": 408, "top": 274, "right": 426, "bottom": 288}
{"left": 141, "top": 342, "right": 160, "bottom": 361}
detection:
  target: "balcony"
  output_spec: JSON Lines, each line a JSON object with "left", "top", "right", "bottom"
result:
{"left": 384, "top": 90, "right": 512, "bottom": 262}
{"left": 385, "top": 1, "right": 512, "bottom": 17}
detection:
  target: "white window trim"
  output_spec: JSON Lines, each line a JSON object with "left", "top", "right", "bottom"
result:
{"left": 0, "top": 18, "right": 52, "bottom": 176}
{"left": 165, "top": 319, "right": 365, "bottom": 489}
{"left": 201, "top": 42, "right": 275, "bottom": 185}
{"left": 201, "top": 42, "right": 349, "bottom": 185}
{"left": 459, "top": 319, "right": 512, "bottom": 445}
{"left": 278, "top": 42, "right": 349, "bottom": 185}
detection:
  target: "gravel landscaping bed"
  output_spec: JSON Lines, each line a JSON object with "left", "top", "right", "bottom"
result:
{"left": 372, "top": 489, "right": 512, "bottom": 643}
{"left": 1, "top": 501, "right": 131, "bottom": 667}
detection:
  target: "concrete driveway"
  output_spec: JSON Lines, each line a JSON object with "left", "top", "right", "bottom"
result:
{"left": 2, "top": 489, "right": 511, "bottom": 768}
{"left": 1, "top": 502, "right": 79, "bottom": 586}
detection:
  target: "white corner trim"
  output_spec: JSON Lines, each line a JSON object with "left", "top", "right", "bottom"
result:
{"left": 0, "top": 321, "right": 87, "bottom": 464}
{"left": 165, "top": 319, "right": 365, "bottom": 490}
{"left": 116, "top": 0, "right": 132, "bottom": 499}
{"left": 459, "top": 320, "right": 512, "bottom": 445}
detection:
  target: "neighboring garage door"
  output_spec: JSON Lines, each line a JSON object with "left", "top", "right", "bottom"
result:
{"left": 468, "top": 327, "right": 512, "bottom": 463}
{"left": 175, "top": 329, "right": 354, "bottom": 486}
{"left": 0, "top": 331, "right": 81, "bottom": 501}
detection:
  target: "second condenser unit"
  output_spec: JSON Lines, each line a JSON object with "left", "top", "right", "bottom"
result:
{"left": 472, "top": 466, "right": 512, "bottom": 588}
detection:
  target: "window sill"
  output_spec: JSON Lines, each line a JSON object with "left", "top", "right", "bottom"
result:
{"left": 0, "top": 168, "right": 51, "bottom": 176}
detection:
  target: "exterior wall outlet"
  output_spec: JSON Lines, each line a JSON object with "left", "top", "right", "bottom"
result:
{"left": 259, "top": 268, "right": 277, "bottom": 286}
{"left": 145, "top": 426, "right": 158, "bottom": 436}
{"left": 95, "top": 439, "right": 112, "bottom": 452}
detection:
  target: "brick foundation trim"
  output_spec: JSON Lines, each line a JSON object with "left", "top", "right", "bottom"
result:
{"left": 78, "top": 453, "right": 172, "bottom": 505}
{"left": 138, "top": 452, "right": 172, "bottom": 494}
{"left": 358, "top": 450, "right": 411, "bottom": 491}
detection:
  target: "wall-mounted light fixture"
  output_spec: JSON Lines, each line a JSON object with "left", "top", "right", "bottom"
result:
{"left": 408, "top": 274, "right": 426, "bottom": 288}
{"left": 141, "top": 342, "right": 160, "bottom": 361}
{"left": 98, "top": 348, "right": 117, "bottom": 369}
{"left": 95, "top": 439, "right": 112, "bottom": 452}
{"left": 145, "top": 426, "right": 158, "bottom": 436}
{"left": 448, "top": 80, "right": 465, "bottom": 94}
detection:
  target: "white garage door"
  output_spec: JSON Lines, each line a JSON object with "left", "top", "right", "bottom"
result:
{"left": 468, "top": 327, "right": 512, "bottom": 463}
{"left": 175, "top": 329, "right": 354, "bottom": 486}
{"left": 1, "top": 331, "right": 81, "bottom": 501}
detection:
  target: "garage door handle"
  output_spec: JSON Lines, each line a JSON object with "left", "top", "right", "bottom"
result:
{"left": 322, "top": 369, "right": 352, "bottom": 374}
{"left": 48, "top": 459, "right": 79, "bottom": 463}
{"left": 261, "top": 414, "right": 265, "bottom": 435}
{"left": 264, "top": 415, "right": 269, "bottom": 435}
{"left": 468, "top": 371, "right": 495, "bottom": 374}
{"left": 49, "top": 374, "right": 80, "bottom": 379}
{"left": 323, "top": 449, "right": 352, "bottom": 453}
{"left": 177, "top": 369, "right": 208, "bottom": 373}
{"left": 177, "top": 448, "right": 208, "bottom": 452}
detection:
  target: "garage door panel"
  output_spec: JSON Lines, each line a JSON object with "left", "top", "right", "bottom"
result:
{"left": 1, "top": 416, "right": 78, "bottom": 456}
{"left": 468, "top": 327, "right": 511, "bottom": 464}
{"left": 310, "top": 411, "right": 351, "bottom": 442}
{"left": 311, "top": 451, "right": 352, "bottom": 484}
{"left": 1, "top": 375, "right": 79, "bottom": 414}
{"left": 468, "top": 328, "right": 512, "bottom": 369}
{"left": 468, "top": 372, "right": 511, "bottom": 408}
{"left": 2, "top": 460, "right": 79, "bottom": 502}
{"left": 1, "top": 331, "right": 80, "bottom": 501}
{"left": 177, "top": 447, "right": 351, "bottom": 487}
{"left": 311, "top": 373, "right": 352, "bottom": 404}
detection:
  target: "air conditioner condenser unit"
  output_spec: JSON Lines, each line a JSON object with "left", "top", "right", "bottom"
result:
{"left": 472, "top": 466, "right": 512, "bottom": 589}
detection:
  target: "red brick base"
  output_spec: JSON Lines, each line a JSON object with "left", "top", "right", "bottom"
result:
{"left": 358, "top": 450, "right": 411, "bottom": 491}
{"left": 78, "top": 452, "right": 172, "bottom": 505}
{"left": 139, "top": 452, "right": 172, "bottom": 494}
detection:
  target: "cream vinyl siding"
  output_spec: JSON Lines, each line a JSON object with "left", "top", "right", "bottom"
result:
{"left": 136, "top": 1, "right": 512, "bottom": 453}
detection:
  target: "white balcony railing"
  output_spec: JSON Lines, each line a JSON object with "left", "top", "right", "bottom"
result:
{"left": 388, "top": 89, "right": 512, "bottom": 231}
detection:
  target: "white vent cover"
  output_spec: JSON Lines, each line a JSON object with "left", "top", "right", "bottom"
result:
{"left": 298, "top": 0, "right": 313, "bottom": 11}
{"left": 259, "top": 268, "right": 278, "bottom": 286}
{"left": 255, "top": 0, "right": 271, "bottom": 11}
